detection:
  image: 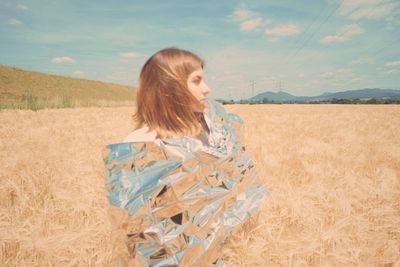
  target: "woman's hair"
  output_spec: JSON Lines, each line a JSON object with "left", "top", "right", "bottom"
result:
{"left": 132, "top": 47, "right": 206, "bottom": 139}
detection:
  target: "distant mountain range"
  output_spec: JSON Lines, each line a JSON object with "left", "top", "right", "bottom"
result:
{"left": 249, "top": 88, "right": 400, "bottom": 102}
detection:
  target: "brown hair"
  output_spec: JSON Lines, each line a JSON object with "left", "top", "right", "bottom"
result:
{"left": 132, "top": 47, "right": 206, "bottom": 139}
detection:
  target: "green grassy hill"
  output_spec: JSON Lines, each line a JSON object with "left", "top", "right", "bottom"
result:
{"left": 0, "top": 65, "right": 136, "bottom": 110}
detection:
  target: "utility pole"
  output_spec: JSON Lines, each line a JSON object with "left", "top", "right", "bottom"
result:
{"left": 251, "top": 80, "right": 255, "bottom": 99}
{"left": 276, "top": 79, "right": 284, "bottom": 91}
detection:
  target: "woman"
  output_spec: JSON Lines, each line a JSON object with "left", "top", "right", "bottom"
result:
{"left": 103, "top": 47, "right": 270, "bottom": 267}
{"left": 123, "top": 47, "right": 211, "bottom": 144}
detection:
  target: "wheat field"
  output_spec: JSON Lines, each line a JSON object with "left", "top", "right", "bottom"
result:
{"left": 0, "top": 104, "right": 399, "bottom": 266}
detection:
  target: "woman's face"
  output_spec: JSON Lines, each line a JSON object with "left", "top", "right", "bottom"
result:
{"left": 187, "top": 67, "right": 211, "bottom": 112}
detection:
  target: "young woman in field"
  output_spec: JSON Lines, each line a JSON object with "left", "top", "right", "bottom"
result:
{"left": 123, "top": 47, "right": 211, "bottom": 144}
{"left": 103, "top": 47, "right": 270, "bottom": 267}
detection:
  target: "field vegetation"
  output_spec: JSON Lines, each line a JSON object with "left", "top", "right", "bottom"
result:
{"left": 0, "top": 65, "right": 135, "bottom": 110}
{"left": 1, "top": 104, "right": 399, "bottom": 266}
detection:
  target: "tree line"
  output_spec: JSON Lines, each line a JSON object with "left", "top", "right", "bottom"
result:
{"left": 217, "top": 97, "right": 400, "bottom": 105}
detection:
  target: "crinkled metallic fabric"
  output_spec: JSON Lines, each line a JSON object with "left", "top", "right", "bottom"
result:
{"left": 102, "top": 98, "right": 271, "bottom": 267}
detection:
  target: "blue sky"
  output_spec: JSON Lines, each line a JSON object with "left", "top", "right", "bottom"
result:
{"left": 1, "top": 0, "right": 399, "bottom": 100}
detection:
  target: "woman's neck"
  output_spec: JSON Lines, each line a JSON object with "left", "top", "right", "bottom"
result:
{"left": 195, "top": 112, "right": 210, "bottom": 135}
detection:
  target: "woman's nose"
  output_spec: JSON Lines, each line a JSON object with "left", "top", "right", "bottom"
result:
{"left": 202, "top": 83, "right": 211, "bottom": 95}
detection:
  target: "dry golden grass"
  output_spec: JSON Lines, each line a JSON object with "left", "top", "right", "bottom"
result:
{"left": 0, "top": 65, "right": 136, "bottom": 110}
{"left": 1, "top": 104, "right": 399, "bottom": 266}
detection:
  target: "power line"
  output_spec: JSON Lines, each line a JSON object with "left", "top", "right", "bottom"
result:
{"left": 345, "top": 0, "right": 398, "bottom": 61}
{"left": 283, "top": 0, "right": 391, "bottom": 87}
{"left": 286, "top": 3, "right": 328, "bottom": 53}
{"left": 331, "top": 0, "right": 386, "bottom": 43}
{"left": 275, "top": 79, "right": 284, "bottom": 91}
{"left": 370, "top": 35, "right": 400, "bottom": 59}
{"left": 250, "top": 80, "right": 255, "bottom": 98}
{"left": 282, "top": 0, "right": 343, "bottom": 66}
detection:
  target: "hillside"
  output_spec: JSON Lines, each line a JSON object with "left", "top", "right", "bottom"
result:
{"left": 307, "top": 88, "right": 400, "bottom": 101}
{"left": 0, "top": 65, "right": 136, "bottom": 109}
{"left": 250, "top": 88, "right": 400, "bottom": 103}
{"left": 250, "top": 91, "right": 298, "bottom": 102}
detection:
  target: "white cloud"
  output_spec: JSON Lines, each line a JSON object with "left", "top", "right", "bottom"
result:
{"left": 228, "top": 5, "right": 271, "bottom": 33}
{"left": 7, "top": 18, "right": 23, "bottom": 25}
{"left": 73, "top": 70, "right": 84, "bottom": 75}
{"left": 384, "top": 60, "right": 400, "bottom": 76}
{"left": 240, "top": 17, "right": 263, "bottom": 31}
{"left": 320, "top": 35, "right": 347, "bottom": 44}
{"left": 120, "top": 52, "right": 145, "bottom": 62}
{"left": 349, "top": 3, "right": 395, "bottom": 19}
{"left": 312, "top": 67, "right": 365, "bottom": 90}
{"left": 320, "top": 68, "right": 354, "bottom": 79}
{"left": 320, "top": 24, "right": 364, "bottom": 44}
{"left": 340, "top": 0, "right": 382, "bottom": 14}
{"left": 385, "top": 8, "right": 400, "bottom": 30}
{"left": 339, "top": 0, "right": 397, "bottom": 20}
{"left": 16, "top": 4, "right": 28, "bottom": 10}
{"left": 228, "top": 6, "right": 257, "bottom": 21}
{"left": 337, "top": 68, "right": 354, "bottom": 74}
{"left": 265, "top": 24, "right": 301, "bottom": 39}
{"left": 385, "top": 60, "right": 400, "bottom": 67}
{"left": 203, "top": 44, "right": 337, "bottom": 98}
{"left": 321, "top": 71, "right": 334, "bottom": 78}
{"left": 51, "top": 56, "right": 76, "bottom": 64}
{"left": 349, "top": 57, "right": 374, "bottom": 65}
{"left": 349, "top": 77, "right": 363, "bottom": 83}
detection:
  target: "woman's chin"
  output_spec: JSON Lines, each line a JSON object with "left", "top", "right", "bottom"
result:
{"left": 193, "top": 103, "right": 206, "bottom": 112}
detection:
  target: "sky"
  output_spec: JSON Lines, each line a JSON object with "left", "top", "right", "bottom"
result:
{"left": 1, "top": 0, "right": 399, "bottom": 100}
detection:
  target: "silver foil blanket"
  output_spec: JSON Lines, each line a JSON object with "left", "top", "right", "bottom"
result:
{"left": 103, "top": 98, "right": 271, "bottom": 267}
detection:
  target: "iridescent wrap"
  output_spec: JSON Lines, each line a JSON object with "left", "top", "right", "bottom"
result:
{"left": 103, "top": 98, "right": 271, "bottom": 267}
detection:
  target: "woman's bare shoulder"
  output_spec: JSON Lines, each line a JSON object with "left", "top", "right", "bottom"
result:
{"left": 122, "top": 126, "right": 157, "bottom": 143}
